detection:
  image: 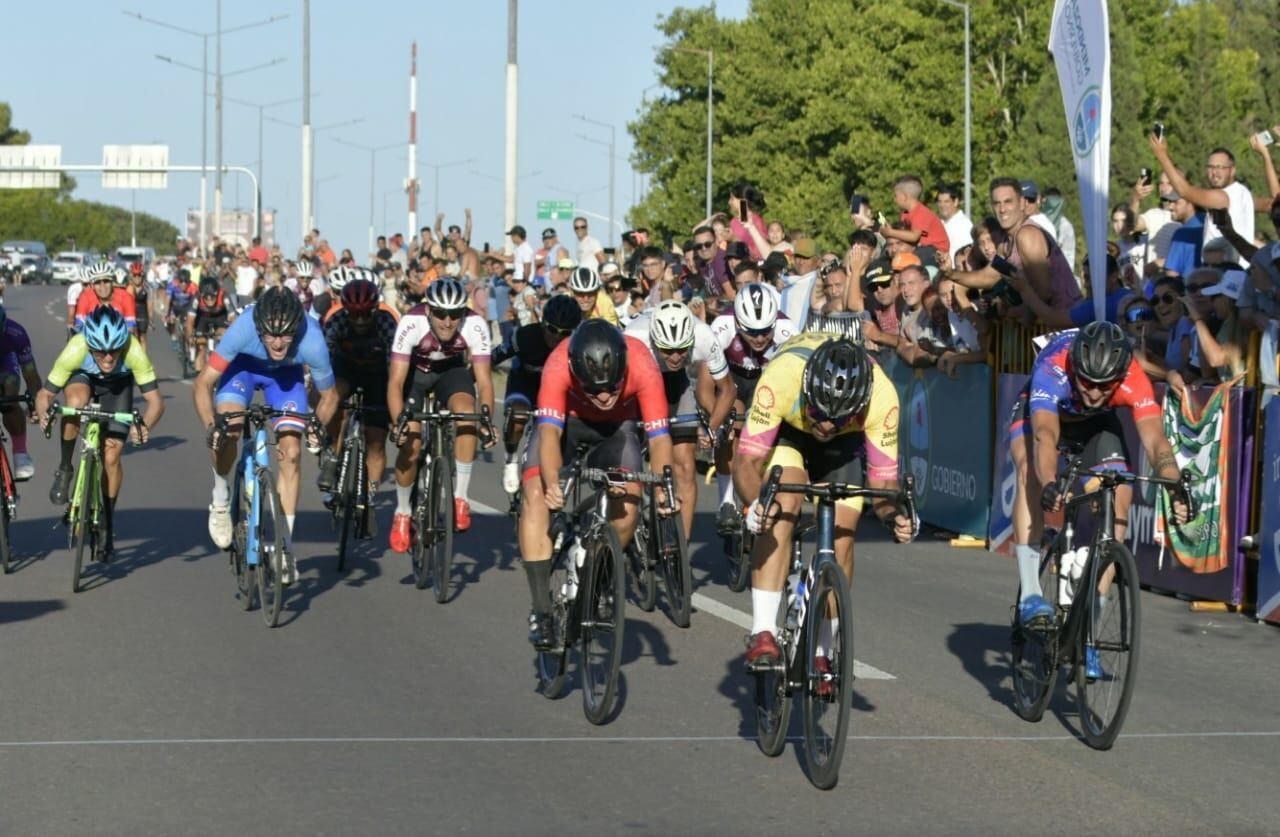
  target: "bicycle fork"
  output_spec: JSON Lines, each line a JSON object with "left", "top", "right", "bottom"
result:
{"left": 243, "top": 429, "right": 270, "bottom": 568}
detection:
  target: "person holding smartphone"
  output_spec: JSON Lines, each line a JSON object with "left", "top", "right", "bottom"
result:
{"left": 1150, "top": 130, "right": 1254, "bottom": 268}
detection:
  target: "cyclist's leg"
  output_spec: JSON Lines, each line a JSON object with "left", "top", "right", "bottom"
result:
{"left": 518, "top": 421, "right": 555, "bottom": 612}
{"left": 360, "top": 371, "right": 391, "bottom": 492}
{"left": 322, "top": 374, "right": 352, "bottom": 488}
{"left": 666, "top": 372, "right": 700, "bottom": 539}
{"left": 1008, "top": 389, "right": 1046, "bottom": 605}
{"left": 390, "top": 370, "right": 429, "bottom": 542}
{"left": 261, "top": 365, "right": 309, "bottom": 545}
{"left": 53, "top": 375, "right": 92, "bottom": 489}
{"left": 0, "top": 369, "right": 24, "bottom": 463}
{"left": 96, "top": 376, "right": 135, "bottom": 547}
{"left": 749, "top": 429, "right": 809, "bottom": 642}
{"left": 714, "top": 380, "right": 751, "bottom": 510}
{"left": 439, "top": 367, "right": 479, "bottom": 504}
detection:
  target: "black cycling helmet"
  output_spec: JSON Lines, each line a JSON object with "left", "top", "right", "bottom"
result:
{"left": 568, "top": 319, "right": 627, "bottom": 393}
{"left": 801, "top": 338, "right": 873, "bottom": 419}
{"left": 1070, "top": 321, "right": 1132, "bottom": 384}
{"left": 199, "top": 278, "right": 220, "bottom": 297}
{"left": 541, "top": 294, "right": 583, "bottom": 334}
{"left": 253, "top": 286, "right": 305, "bottom": 337}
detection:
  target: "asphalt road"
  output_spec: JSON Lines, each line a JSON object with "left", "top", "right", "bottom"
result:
{"left": 1, "top": 283, "right": 1277, "bottom": 836}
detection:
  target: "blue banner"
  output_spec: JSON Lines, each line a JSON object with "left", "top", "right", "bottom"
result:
{"left": 1256, "top": 394, "right": 1280, "bottom": 623}
{"left": 988, "top": 374, "right": 1030, "bottom": 554}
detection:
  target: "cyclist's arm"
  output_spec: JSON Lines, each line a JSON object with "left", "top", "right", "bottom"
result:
{"left": 185, "top": 308, "right": 197, "bottom": 340}
{"left": 1030, "top": 408, "right": 1061, "bottom": 490}
{"left": 387, "top": 359, "right": 410, "bottom": 425}
{"left": 473, "top": 359, "right": 495, "bottom": 423}
{"left": 862, "top": 370, "right": 905, "bottom": 525}
{"left": 138, "top": 386, "right": 165, "bottom": 433}
{"left": 538, "top": 421, "right": 564, "bottom": 497}
{"left": 699, "top": 363, "right": 735, "bottom": 432}
{"left": 1135, "top": 414, "right": 1180, "bottom": 483}
{"left": 314, "top": 383, "right": 339, "bottom": 426}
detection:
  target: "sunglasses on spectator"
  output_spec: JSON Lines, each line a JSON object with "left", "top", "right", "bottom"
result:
{"left": 695, "top": 240, "right": 717, "bottom": 250}
{"left": 543, "top": 323, "right": 573, "bottom": 337}
{"left": 573, "top": 224, "right": 587, "bottom": 231}
{"left": 1155, "top": 292, "right": 1180, "bottom": 305}
{"left": 606, "top": 284, "right": 623, "bottom": 293}
{"left": 1124, "top": 306, "right": 1156, "bottom": 323}
{"left": 429, "top": 307, "right": 466, "bottom": 321}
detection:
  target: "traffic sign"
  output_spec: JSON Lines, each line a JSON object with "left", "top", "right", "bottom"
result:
{"left": 0, "top": 145, "right": 61, "bottom": 189}
{"left": 102, "top": 145, "right": 169, "bottom": 189}
{"left": 536, "top": 200, "right": 574, "bottom": 220}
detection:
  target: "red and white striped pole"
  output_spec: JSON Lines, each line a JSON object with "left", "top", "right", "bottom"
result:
{"left": 407, "top": 41, "right": 419, "bottom": 240}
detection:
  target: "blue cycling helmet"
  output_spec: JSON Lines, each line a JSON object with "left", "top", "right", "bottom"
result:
{"left": 82, "top": 306, "right": 130, "bottom": 352}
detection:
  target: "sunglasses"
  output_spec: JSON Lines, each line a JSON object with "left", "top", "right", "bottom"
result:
{"left": 805, "top": 404, "right": 855, "bottom": 430}
{"left": 1155, "top": 293, "right": 1180, "bottom": 305}
{"left": 583, "top": 381, "right": 622, "bottom": 396}
{"left": 738, "top": 324, "right": 773, "bottom": 338}
{"left": 429, "top": 307, "right": 465, "bottom": 321}
{"left": 1124, "top": 306, "right": 1156, "bottom": 323}
{"left": 543, "top": 323, "right": 573, "bottom": 337}
{"left": 573, "top": 225, "right": 586, "bottom": 231}
{"left": 696, "top": 241, "right": 717, "bottom": 250}
{"left": 605, "top": 284, "right": 623, "bottom": 293}
{"left": 1074, "top": 376, "right": 1121, "bottom": 394}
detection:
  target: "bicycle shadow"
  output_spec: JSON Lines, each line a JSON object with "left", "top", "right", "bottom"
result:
{"left": 621, "top": 617, "right": 675, "bottom": 667}
{"left": 129, "top": 434, "right": 186, "bottom": 453}
{"left": 275, "top": 509, "right": 387, "bottom": 624}
{"left": 946, "top": 622, "right": 1018, "bottom": 713}
{"left": 0, "top": 598, "right": 65, "bottom": 624}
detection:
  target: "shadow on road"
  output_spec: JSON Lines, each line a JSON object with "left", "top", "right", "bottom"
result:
{"left": 621, "top": 618, "right": 675, "bottom": 667}
{"left": 0, "top": 598, "right": 65, "bottom": 624}
{"left": 947, "top": 622, "right": 1017, "bottom": 712}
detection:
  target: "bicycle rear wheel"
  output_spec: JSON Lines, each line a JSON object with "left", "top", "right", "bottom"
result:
{"left": 628, "top": 502, "right": 657, "bottom": 612}
{"left": 334, "top": 441, "right": 358, "bottom": 574}
{"left": 430, "top": 454, "right": 455, "bottom": 604}
{"left": 654, "top": 500, "right": 692, "bottom": 628}
{"left": 1076, "top": 542, "right": 1141, "bottom": 750}
{"left": 256, "top": 473, "right": 286, "bottom": 628}
{"left": 1011, "top": 550, "right": 1062, "bottom": 723}
{"left": 802, "top": 560, "right": 853, "bottom": 790}
{"left": 580, "top": 524, "right": 627, "bottom": 725}
{"left": 0, "top": 451, "right": 13, "bottom": 574}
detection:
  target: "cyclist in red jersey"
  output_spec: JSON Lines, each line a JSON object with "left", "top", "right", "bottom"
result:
{"left": 520, "top": 320, "right": 679, "bottom": 649}
{"left": 75, "top": 262, "right": 138, "bottom": 333}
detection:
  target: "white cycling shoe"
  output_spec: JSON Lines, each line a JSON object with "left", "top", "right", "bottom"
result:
{"left": 502, "top": 460, "right": 520, "bottom": 495}
{"left": 208, "top": 502, "right": 233, "bottom": 550}
{"left": 13, "top": 453, "right": 34, "bottom": 481}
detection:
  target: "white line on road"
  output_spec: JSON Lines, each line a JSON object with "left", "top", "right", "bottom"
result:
{"left": 469, "top": 499, "right": 896, "bottom": 681}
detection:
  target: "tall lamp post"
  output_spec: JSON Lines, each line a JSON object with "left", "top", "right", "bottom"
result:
{"left": 332, "top": 137, "right": 401, "bottom": 256}
{"left": 667, "top": 46, "right": 714, "bottom": 219}
{"left": 937, "top": 0, "right": 972, "bottom": 218}
{"left": 573, "top": 115, "right": 616, "bottom": 250}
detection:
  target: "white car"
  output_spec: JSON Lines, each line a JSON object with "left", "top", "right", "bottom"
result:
{"left": 52, "top": 251, "right": 91, "bottom": 284}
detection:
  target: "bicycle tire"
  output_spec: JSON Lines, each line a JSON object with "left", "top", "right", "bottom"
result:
{"left": 754, "top": 651, "right": 792, "bottom": 758}
{"left": 411, "top": 462, "right": 431, "bottom": 589}
{"left": 802, "top": 560, "right": 853, "bottom": 790}
{"left": 654, "top": 500, "right": 692, "bottom": 628}
{"left": 0, "top": 450, "right": 13, "bottom": 574}
{"left": 1011, "top": 550, "right": 1062, "bottom": 723}
{"left": 231, "top": 463, "right": 255, "bottom": 611}
{"left": 335, "top": 440, "right": 357, "bottom": 574}
{"left": 580, "top": 523, "right": 627, "bottom": 725}
{"left": 430, "top": 453, "right": 455, "bottom": 604}
{"left": 536, "top": 563, "right": 571, "bottom": 700}
{"left": 70, "top": 456, "right": 96, "bottom": 594}
{"left": 725, "top": 529, "right": 752, "bottom": 593}
{"left": 1076, "top": 542, "right": 1141, "bottom": 750}
{"left": 628, "top": 506, "right": 657, "bottom": 612}
{"left": 256, "top": 471, "right": 286, "bottom": 628}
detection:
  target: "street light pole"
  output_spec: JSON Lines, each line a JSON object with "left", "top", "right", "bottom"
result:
{"left": 938, "top": 0, "right": 972, "bottom": 218}
{"left": 504, "top": 0, "right": 518, "bottom": 250}
{"left": 302, "top": 0, "right": 313, "bottom": 237}
{"left": 574, "top": 115, "right": 616, "bottom": 250}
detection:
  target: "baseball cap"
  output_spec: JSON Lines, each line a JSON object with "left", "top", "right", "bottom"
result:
{"left": 865, "top": 261, "right": 894, "bottom": 286}
{"left": 556, "top": 256, "right": 576, "bottom": 270}
{"left": 541, "top": 227, "right": 557, "bottom": 240}
{"left": 792, "top": 237, "right": 817, "bottom": 259}
{"left": 505, "top": 225, "right": 527, "bottom": 238}
{"left": 599, "top": 261, "right": 621, "bottom": 277}
{"left": 891, "top": 252, "right": 922, "bottom": 272}
{"left": 725, "top": 241, "right": 750, "bottom": 261}
{"left": 1201, "top": 269, "right": 1245, "bottom": 300}
{"left": 1160, "top": 190, "right": 1180, "bottom": 202}
{"left": 1020, "top": 180, "right": 1039, "bottom": 201}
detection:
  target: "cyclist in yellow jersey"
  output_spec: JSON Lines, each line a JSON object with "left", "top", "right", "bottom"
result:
{"left": 567, "top": 265, "right": 620, "bottom": 326}
{"left": 36, "top": 307, "right": 165, "bottom": 558}
{"left": 732, "top": 334, "right": 912, "bottom": 666}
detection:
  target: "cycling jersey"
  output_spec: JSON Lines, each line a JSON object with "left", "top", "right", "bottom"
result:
{"left": 1024, "top": 330, "right": 1159, "bottom": 423}
{"left": 738, "top": 332, "right": 899, "bottom": 482}
{"left": 324, "top": 307, "right": 399, "bottom": 369}
{"left": 45, "top": 334, "right": 158, "bottom": 393}
{"left": 390, "top": 304, "right": 491, "bottom": 374}
{"left": 624, "top": 312, "right": 729, "bottom": 381}
{"left": 189, "top": 289, "right": 229, "bottom": 319}
{"left": 588, "top": 290, "right": 620, "bottom": 326}
{"left": 492, "top": 323, "right": 555, "bottom": 373}
{"left": 167, "top": 278, "right": 196, "bottom": 309}
{"left": 535, "top": 335, "right": 669, "bottom": 439}
{"left": 709, "top": 313, "right": 796, "bottom": 379}
{"left": 209, "top": 306, "right": 335, "bottom": 391}
{"left": 0, "top": 320, "right": 36, "bottom": 371}
{"left": 74, "top": 287, "right": 138, "bottom": 330}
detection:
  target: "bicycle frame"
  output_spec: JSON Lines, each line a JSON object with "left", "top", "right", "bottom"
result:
{"left": 238, "top": 423, "right": 271, "bottom": 569}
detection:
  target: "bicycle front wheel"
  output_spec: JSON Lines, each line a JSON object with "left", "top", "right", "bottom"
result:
{"left": 537, "top": 565, "right": 570, "bottom": 700}
{"left": 628, "top": 504, "right": 657, "bottom": 612}
{"left": 1011, "top": 550, "right": 1062, "bottom": 723}
{"left": 231, "top": 463, "right": 255, "bottom": 610}
{"left": 802, "top": 560, "right": 853, "bottom": 790}
{"left": 0, "top": 487, "right": 11, "bottom": 575}
{"left": 256, "top": 473, "right": 286, "bottom": 628}
{"left": 430, "top": 454, "right": 455, "bottom": 604}
{"left": 654, "top": 502, "right": 692, "bottom": 628}
{"left": 335, "top": 441, "right": 358, "bottom": 574}
{"left": 1076, "top": 542, "right": 1141, "bottom": 750}
{"left": 580, "top": 524, "right": 627, "bottom": 725}
{"left": 70, "top": 460, "right": 96, "bottom": 594}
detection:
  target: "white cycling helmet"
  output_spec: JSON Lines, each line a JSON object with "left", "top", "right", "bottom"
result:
{"left": 85, "top": 260, "right": 115, "bottom": 282}
{"left": 649, "top": 300, "right": 696, "bottom": 350}
{"left": 733, "top": 283, "right": 778, "bottom": 332}
{"left": 424, "top": 277, "right": 469, "bottom": 311}
{"left": 295, "top": 260, "right": 314, "bottom": 278}
{"left": 568, "top": 265, "right": 601, "bottom": 294}
{"left": 328, "top": 265, "right": 351, "bottom": 292}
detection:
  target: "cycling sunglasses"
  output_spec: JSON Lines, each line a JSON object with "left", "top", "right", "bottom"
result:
{"left": 583, "top": 380, "right": 622, "bottom": 396}
{"left": 738, "top": 324, "right": 773, "bottom": 338}
{"left": 543, "top": 322, "right": 573, "bottom": 337}
{"left": 805, "top": 404, "right": 855, "bottom": 430}
{"left": 429, "top": 306, "right": 466, "bottom": 321}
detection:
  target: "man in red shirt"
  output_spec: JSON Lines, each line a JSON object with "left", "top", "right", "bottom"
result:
{"left": 883, "top": 174, "right": 951, "bottom": 256}
{"left": 247, "top": 236, "right": 269, "bottom": 267}
{"left": 519, "top": 320, "right": 678, "bottom": 649}
{"left": 74, "top": 265, "right": 138, "bottom": 333}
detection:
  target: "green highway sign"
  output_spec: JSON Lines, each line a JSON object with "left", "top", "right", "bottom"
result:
{"left": 536, "top": 200, "right": 575, "bottom": 220}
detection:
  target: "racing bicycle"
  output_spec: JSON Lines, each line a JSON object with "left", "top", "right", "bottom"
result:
{"left": 0, "top": 392, "right": 34, "bottom": 573}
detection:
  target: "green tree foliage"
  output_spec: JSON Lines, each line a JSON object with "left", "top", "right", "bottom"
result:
{"left": 629, "top": 0, "right": 1279, "bottom": 253}
{"left": 0, "top": 102, "right": 178, "bottom": 253}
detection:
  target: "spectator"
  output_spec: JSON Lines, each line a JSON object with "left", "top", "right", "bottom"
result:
{"left": 1110, "top": 205, "right": 1147, "bottom": 275}
{"left": 388, "top": 234, "right": 409, "bottom": 270}
{"left": 1041, "top": 187, "right": 1077, "bottom": 270}
{"left": 1248, "top": 128, "right": 1280, "bottom": 210}
{"left": 1161, "top": 191, "right": 1203, "bottom": 279}
{"left": 571, "top": 217, "right": 604, "bottom": 268}
{"left": 1186, "top": 267, "right": 1248, "bottom": 382}
{"left": 1150, "top": 276, "right": 1195, "bottom": 373}
{"left": 935, "top": 182, "right": 972, "bottom": 264}
{"left": 1117, "top": 293, "right": 1165, "bottom": 378}
{"left": 688, "top": 227, "right": 731, "bottom": 304}
{"left": 1129, "top": 169, "right": 1176, "bottom": 254}
{"left": 725, "top": 181, "right": 771, "bottom": 260}
{"left": 541, "top": 227, "right": 570, "bottom": 273}
{"left": 1014, "top": 253, "right": 1132, "bottom": 329}
{"left": 1151, "top": 135, "right": 1254, "bottom": 268}
{"left": 1239, "top": 195, "right": 1280, "bottom": 331}
{"left": 864, "top": 261, "right": 901, "bottom": 348}
{"left": 339, "top": 247, "right": 355, "bottom": 266}
{"left": 767, "top": 220, "right": 793, "bottom": 258}
{"left": 776, "top": 236, "right": 821, "bottom": 325}
{"left": 1020, "top": 181, "right": 1058, "bottom": 245}
{"left": 508, "top": 271, "right": 539, "bottom": 327}
{"left": 896, "top": 263, "right": 981, "bottom": 370}
{"left": 969, "top": 216, "right": 1006, "bottom": 269}
{"left": 500, "top": 225, "right": 534, "bottom": 284}
{"left": 882, "top": 175, "right": 950, "bottom": 256}
{"left": 606, "top": 274, "right": 641, "bottom": 326}
{"left": 247, "top": 236, "right": 268, "bottom": 266}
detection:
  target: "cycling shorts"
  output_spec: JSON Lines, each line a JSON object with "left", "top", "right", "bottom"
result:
{"left": 65, "top": 371, "right": 135, "bottom": 440}
{"left": 214, "top": 357, "right": 308, "bottom": 432}
{"left": 766, "top": 423, "right": 867, "bottom": 512}
{"left": 662, "top": 371, "right": 699, "bottom": 442}
{"left": 504, "top": 368, "right": 541, "bottom": 408}
{"left": 334, "top": 359, "right": 390, "bottom": 430}
{"left": 521, "top": 416, "right": 643, "bottom": 486}
{"left": 192, "top": 315, "right": 229, "bottom": 337}
{"left": 730, "top": 371, "right": 758, "bottom": 413}
{"left": 1008, "top": 389, "right": 1130, "bottom": 472}
{"left": 404, "top": 366, "right": 476, "bottom": 416}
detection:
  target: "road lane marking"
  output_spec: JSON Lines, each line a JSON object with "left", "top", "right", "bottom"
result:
{"left": 468, "top": 499, "right": 895, "bottom": 681}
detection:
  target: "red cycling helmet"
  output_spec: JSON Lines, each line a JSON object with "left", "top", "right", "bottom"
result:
{"left": 340, "top": 278, "right": 379, "bottom": 315}
{"left": 129, "top": 262, "right": 143, "bottom": 277}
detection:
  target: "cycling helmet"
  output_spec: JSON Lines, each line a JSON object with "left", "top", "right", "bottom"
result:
{"left": 1070, "top": 321, "right": 1132, "bottom": 384}
{"left": 295, "top": 260, "right": 314, "bottom": 279}
{"left": 424, "top": 277, "right": 469, "bottom": 311}
{"left": 568, "top": 266, "right": 601, "bottom": 294}
{"left": 801, "top": 338, "right": 873, "bottom": 419}
{"left": 253, "top": 286, "right": 305, "bottom": 337}
{"left": 568, "top": 319, "right": 627, "bottom": 393}
{"left": 199, "top": 278, "right": 220, "bottom": 298}
{"left": 85, "top": 260, "right": 115, "bottom": 283}
{"left": 327, "top": 265, "right": 351, "bottom": 292}
{"left": 177, "top": 268, "right": 191, "bottom": 282}
{"left": 347, "top": 266, "right": 375, "bottom": 284}
{"left": 82, "top": 306, "right": 130, "bottom": 352}
{"left": 340, "top": 278, "right": 380, "bottom": 315}
{"left": 649, "top": 300, "right": 696, "bottom": 350}
{"left": 129, "top": 262, "right": 143, "bottom": 277}
{"left": 542, "top": 294, "right": 583, "bottom": 333}
{"left": 114, "top": 267, "right": 130, "bottom": 286}
{"left": 733, "top": 283, "right": 778, "bottom": 332}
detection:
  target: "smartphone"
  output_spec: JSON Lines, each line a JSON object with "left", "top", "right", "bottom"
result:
{"left": 483, "top": 241, "right": 490, "bottom": 253}
{"left": 1139, "top": 167, "right": 1152, "bottom": 186}
{"left": 876, "top": 211, "right": 888, "bottom": 227}
{"left": 1258, "top": 130, "right": 1276, "bottom": 147}
{"left": 989, "top": 255, "right": 1016, "bottom": 277}
{"left": 1153, "top": 121, "right": 1165, "bottom": 141}
{"left": 739, "top": 201, "right": 749, "bottom": 223}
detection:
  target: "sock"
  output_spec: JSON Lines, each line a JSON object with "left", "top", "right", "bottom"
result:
{"left": 104, "top": 496, "right": 116, "bottom": 540}
{"left": 60, "top": 435, "right": 75, "bottom": 470}
{"left": 211, "top": 469, "right": 230, "bottom": 506}
{"left": 751, "top": 588, "right": 783, "bottom": 636}
{"left": 11, "top": 430, "right": 26, "bottom": 455}
{"left": 524, "top": 559, "right": 552, "bottom": 616}
{"left": 816, "top": 617, "right": 839, "bottom": 659}
{"left": 717, "top": 474, "right": 734, "bottom": 507}
{"left": 396, "top": 483, "right": 412, "bottom": 514}
{"left": 504, "top": 446, "right": 517, "bottom": 460}
{"left": 284, "top": 514, "right": 295, "bottom": 549}
{"left": 1015, "top": 543, "right": 1042, "bottom": 601}
{"left": 455, "top": 459, "right": 473, "bottom": 502}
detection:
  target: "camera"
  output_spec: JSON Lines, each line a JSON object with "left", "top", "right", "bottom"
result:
{"left": 1153, "top": 121, "right": 1165, "bottom": 141}
{"left": 1139, "top": 167, "right": 1152, "bottom": 187}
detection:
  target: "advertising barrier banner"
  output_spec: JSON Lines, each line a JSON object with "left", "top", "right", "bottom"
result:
{"left": 988, "top": 374, "right": 1029, "bottom": 555}
{"left": 877, "top": 354, "right": 992, "bottom": 539}
{"left": 1255, "top": 395, "right": 1280, "bottom": 623}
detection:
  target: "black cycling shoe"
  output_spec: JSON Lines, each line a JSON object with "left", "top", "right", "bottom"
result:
{"left": 529, "top": 611, "right": 556, "bottom": 651}
{"left": 715, "top": 502, "right": 740, "bottom": 536}
{"left": 316, "top": 450, "right": 339, "bottom": 493}
{"left": 49, "top": 466, "right": 72, "bottom": 506}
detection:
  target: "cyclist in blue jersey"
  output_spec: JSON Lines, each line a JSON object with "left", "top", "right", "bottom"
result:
{"left": 193, "top": 287, "right": 338, "bottom": 584}
{"left": 166, "top": 269, "right": 198, "bottom": 343}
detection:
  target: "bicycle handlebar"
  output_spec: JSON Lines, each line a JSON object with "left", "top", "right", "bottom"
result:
{"left": 215, "top": 405, "right": 314, "bottom": 429}
{"left": 395, "top": 404, "right": 495, "bottom": 447}
{"left": 1056, "top": 451, "right": 1198, "bottom": 518}
{"left": 42, "top": 401, "right": 145, "bottom": 443}
{"left": 0, "top": 393, "right": 34, "bottom": 410}
{"left": 757, "top": 464, "right": 920, "bottom": 540}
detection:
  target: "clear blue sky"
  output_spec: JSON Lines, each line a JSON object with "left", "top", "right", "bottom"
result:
{"left": 4, "top": 0, "right": 747, "bottom": 255}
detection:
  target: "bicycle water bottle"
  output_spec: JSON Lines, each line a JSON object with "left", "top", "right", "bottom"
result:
{"left": 562, "top": 538, "right": 586, "bottom": 601}
{"left": 785, "top": 570, "right": 806, "bottom": 633}
{"left": 1058, "top": 547, "right": 1088, "bottom": 607}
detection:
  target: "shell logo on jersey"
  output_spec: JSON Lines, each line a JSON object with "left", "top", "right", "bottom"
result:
{"left": 755, "top": 384, "right": 775, "bottom": 411}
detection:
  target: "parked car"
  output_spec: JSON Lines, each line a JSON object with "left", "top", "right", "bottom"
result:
{"left": 52, "top": 251, "right": 91, "bottom": 284}
{"left": 17, "top": 253, "right": 52, "bottom": 284}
